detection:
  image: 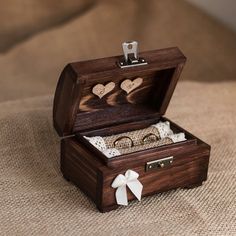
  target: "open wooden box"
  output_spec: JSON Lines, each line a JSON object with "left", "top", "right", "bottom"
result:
{"left": 53, "top": 43, "right": 211, "bottom": 212}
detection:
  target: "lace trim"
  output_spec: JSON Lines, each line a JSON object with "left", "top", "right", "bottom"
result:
{"left": 84, "top": 122, "right": 186, "bottom": 158}
{"left": 102, "top": 148, "right": 121, "bottom": 158}
{"left": 168, "top": 132, "right": 186, "bottom": 143}
{"left": 84, "top": 136, "right": 107, "bottom": 151}
{"left": 151, "top": 121, "right": 173, "bottom": 139}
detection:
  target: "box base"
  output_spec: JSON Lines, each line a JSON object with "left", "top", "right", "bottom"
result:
{"left": 60, "top": 118, "right": 210, "bottom": 213}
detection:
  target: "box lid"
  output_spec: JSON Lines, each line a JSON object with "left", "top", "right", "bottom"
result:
{"left": 53, "top": 42, "right": 186, "bottom": 137}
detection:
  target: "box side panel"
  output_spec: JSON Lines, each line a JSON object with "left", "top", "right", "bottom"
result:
{"left": 100, "top": 147, "right": 210, "bottom": 210}
{"left": 61, "top": 138, "right": 102, "bottom": 205}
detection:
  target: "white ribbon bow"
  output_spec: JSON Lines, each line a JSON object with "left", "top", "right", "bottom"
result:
{"left": 111, "top": 170, "right": 143, "bottom": 206}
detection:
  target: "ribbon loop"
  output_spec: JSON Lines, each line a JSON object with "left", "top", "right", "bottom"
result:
{"left": 111, "top": 170, "right": 143, "bottom": 206}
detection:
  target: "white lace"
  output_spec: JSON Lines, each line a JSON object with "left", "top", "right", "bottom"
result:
{"left": 102, "top": 148, "right": 121, "bottom": 158}
{"left": 84, "top": 122, "right": 186, "bottom": 158}
{"left": 84, "top": 136, "right": 120, "bottom": 158}
{"left": 84, "top": 136, "right": 107, "bottom": 151}
{"left": 152, "top": 121, "right": 173, "bottom": 138}
{"left": 168, "top": 132, "right": 186, "bottom": 143}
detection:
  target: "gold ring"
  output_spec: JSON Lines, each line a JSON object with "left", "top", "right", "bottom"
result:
{"left": 142, "top": 133, "right": 158, "bottom": 144}
{"left": 113, "top": 136, "right": 134, "bottom": 148}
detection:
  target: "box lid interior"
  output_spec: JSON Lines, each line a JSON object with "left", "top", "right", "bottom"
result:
{"left": 53, "top": 47, "right": 186, "bottom": 137}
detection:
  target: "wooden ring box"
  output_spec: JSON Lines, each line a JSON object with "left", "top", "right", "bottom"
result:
{"left": 53, "top": 43, "right": 211, "bottom": 212}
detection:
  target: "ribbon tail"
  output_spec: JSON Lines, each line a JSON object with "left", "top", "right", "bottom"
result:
{"left": 115, "top": 185, "right": 128, "bottom": 206}
{"left": 127, "top": 180, "right": 143, "bottom": 201}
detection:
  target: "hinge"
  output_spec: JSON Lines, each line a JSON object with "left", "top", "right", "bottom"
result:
{"left": 60, "top": 134, "right": 76, "bottom": 140}
{"left": 118, "top": 41, "right": 148, "bottom": 68}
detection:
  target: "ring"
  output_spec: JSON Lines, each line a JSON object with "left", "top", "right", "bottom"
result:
{"left": 142, "top": 133, "right": 158, "bottom": 144}
{"left": 113, "top": 136, "right": 134, "bottom": 148}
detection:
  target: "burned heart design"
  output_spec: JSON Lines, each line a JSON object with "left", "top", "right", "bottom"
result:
{"left": 92, "top": 82, "right": 115, "bottom": 99}
{"left": 120, "top": 77, "right": 143, "bottom": 94}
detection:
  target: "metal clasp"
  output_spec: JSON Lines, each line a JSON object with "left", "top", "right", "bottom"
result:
{"left": 118, "top": 41, "right": 148, "bottom": 68}
{"left": 146, "top": 156, "right": 173, "bottom": 172}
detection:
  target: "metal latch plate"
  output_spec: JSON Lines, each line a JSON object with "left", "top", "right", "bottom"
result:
{"left": 146, "top": 156, "right": 173, "bottom": 172}
{"left": 118, "top": 41, "right": 148, "bottom": 68}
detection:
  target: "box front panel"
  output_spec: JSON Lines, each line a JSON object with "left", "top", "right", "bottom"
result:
{"left": 101, "top": 151, "right": 209, "bottom": 208}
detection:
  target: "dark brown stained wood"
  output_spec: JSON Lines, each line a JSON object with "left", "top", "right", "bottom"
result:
{"left": 70, "top": 47, "right": 185, "bottom": 76}
{"left": 61, "top": 135, "right": 210, "bottom": 212}
{"left": 101, "top": 152, "right": 209, "bottom": 209}
{"left": 54, "top": 46, "right": 211, "bottom": 213}
{"left": 61, "top": 138, "right": 102, "bottom": 202}
{"left": 53, "top": 65, "right": 82, "bottom": 137}
{"left": 53, "top": 47, "right": 186, "bottom": 137}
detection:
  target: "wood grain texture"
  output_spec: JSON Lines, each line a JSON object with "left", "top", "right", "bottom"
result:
{"left": 61, "top": 118, "right": 210, "bottom": 212}
{"left": 61, "top": 138, "right": 103, "bottom": 204}
{"left": 54, "top": 46, "right": 211, "bottom": 212}
{"left": 53, "top": 47, "right": 186, "bottom": 136}
{"left": 101, "top": 151, "right": 209, "bottom": 210}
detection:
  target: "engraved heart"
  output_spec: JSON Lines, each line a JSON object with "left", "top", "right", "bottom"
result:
{"left": 92, "top": 82, "right": 115, "bottom": 99}
{"left": 120, "top": 77, "right": 143, "bottom": 94}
